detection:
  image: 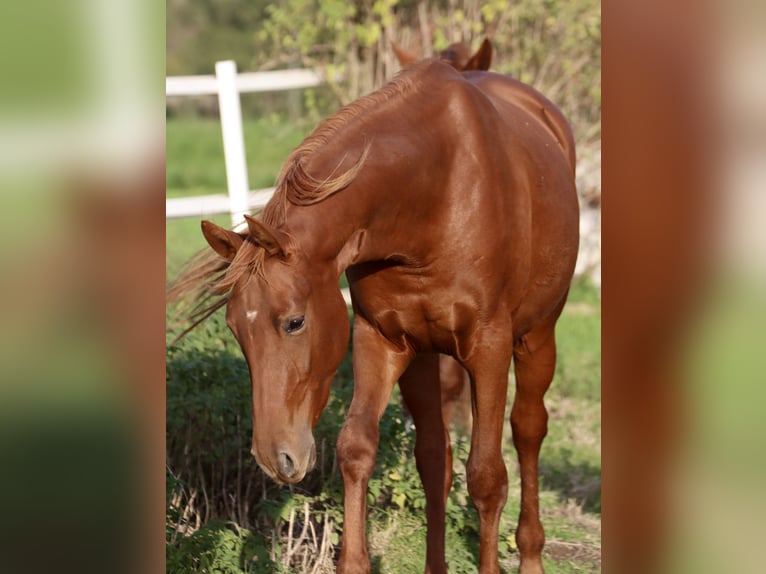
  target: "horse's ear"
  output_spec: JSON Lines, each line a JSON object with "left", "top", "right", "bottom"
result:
{"left": 201, "top": 220, "right": 244, "bottom": 261}
{"left": 244, "top": 214, "right": 286, "bottom": 258}
{"left": 392, "top": 41, "right": 418, "bottom": 67}
{"left": 465, "top": 38, "right": 493, "bottom": 71}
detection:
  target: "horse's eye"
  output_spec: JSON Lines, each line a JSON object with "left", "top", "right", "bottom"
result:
{"left": 284, "top": 316, "right": 305, "bottom": 334}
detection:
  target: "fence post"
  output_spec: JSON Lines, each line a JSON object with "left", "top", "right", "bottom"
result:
{"left": 215, "top": 60, "right": 250, "bottom": 228}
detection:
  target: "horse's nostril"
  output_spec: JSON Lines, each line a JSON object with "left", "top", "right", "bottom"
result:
{"left": 277, "top": 452, "right": 296, "bottom": 478}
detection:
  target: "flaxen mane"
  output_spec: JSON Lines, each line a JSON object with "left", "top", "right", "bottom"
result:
{"left": 167, "top": 60, "right": 429, "bottom": 341}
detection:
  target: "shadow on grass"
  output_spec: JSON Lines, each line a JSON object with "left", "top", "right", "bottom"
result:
{"left": 539, "top": 448, "right": 601, "bottom": 514}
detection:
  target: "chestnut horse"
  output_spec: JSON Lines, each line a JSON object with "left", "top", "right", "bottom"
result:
{"left": 178, "top": 59, "right": 578, "bottom": 574}
{"left": 393, "top": 37, "right": 494, "bottom": 433}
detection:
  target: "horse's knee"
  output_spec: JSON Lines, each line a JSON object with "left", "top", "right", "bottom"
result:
{"left": 511, "top": 404, "right": 548, "bottom": 451}
{"left": 337, "top": 417, "right": 378, "bottom": 482}
{"left": 466, "top": 455, "right": 508, "bottom": 512}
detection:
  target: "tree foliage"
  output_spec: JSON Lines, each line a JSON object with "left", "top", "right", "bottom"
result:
{"left": 168, "top": 0, "right": 600, "bottom": 143}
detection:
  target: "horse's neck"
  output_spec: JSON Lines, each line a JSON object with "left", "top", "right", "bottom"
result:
{"left": 285, "top": 89, "right": 452, "bottom": 272}
{"left": 284, "top": 160, "right": 428, "bottom": 277}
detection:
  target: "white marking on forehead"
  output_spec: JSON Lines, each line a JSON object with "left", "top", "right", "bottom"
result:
{"left": 246, "top": 310, "right": 258, "bottom": 322}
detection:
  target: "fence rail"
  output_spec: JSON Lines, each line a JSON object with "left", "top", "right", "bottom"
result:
{"left": 166, "top": 68, "right": 323, "bottom": 97}
{"left": 166, "top": 61, "right": 324, "bottom": 228}
{"left": 165, "top": 189, "right": 276, "bottom": 220}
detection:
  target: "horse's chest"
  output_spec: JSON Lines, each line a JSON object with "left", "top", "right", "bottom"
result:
{"left": 348, "top": 266, "right": 473, "bottom": 353}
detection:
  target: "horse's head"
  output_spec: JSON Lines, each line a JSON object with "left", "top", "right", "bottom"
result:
{"left": 201, "top": 215, "right": 349, "bottom": 484}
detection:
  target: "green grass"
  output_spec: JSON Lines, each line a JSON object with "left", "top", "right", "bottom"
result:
{"left": 166, "top": 115, "right": 312, "bottom": 198}
{"left": 166, "top": 116, "right": 601, "bottom": 573}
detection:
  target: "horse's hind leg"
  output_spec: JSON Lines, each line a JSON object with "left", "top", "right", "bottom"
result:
{"left": 399, "top": 352, "right": 451, "bottom": 574}
{"left": 439, "top": 355, "right": 472, "bottom": 434}
{"left": 511, "top": 318, "right": 560, "bottom": 574}
{"left": 464, "top": 347, "right": 513, "bottom": 574}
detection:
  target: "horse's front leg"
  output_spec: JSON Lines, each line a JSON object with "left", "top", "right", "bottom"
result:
{"left": 336, "top": 317, "right": 413, "bottom": 574}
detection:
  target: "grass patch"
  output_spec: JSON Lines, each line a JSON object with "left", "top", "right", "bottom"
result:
{"left": 166, "top": 116, "right": 312, "bottom": 198}
{"left": 556, "top": 289, "right": 601, "bottom": 401}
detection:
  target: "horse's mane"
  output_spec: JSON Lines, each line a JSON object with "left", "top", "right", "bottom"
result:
{"left": 274, "top": 59, "right": 425, "bottom": 207}
{"left": 168, "top": 61, "right": 430, "bottom": 341}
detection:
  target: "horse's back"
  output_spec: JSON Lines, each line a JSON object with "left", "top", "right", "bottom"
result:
{"left": 459, "top": 70, "right": 580, "bottom": 333}
{"left": 462, "top": 71, "right": 577, "bottom": 173}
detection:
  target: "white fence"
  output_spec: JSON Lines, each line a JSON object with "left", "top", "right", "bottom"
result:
{"left": 166, "top": 60, "right": 324, "bottom": 228}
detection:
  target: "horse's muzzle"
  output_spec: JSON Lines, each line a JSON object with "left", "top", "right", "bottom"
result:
{"left": 253, "top": 438, "right": 316, "bottom": 484}
{"left": 277, "top": 451, "right": 298, "bottom": 481}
